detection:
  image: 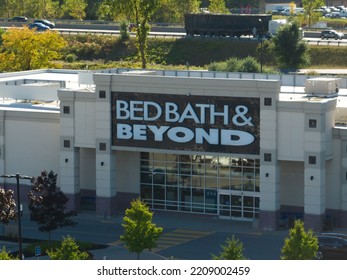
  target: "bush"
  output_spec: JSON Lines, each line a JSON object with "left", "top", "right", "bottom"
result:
{"left": 46, "top": 235, "right": 89, "bottom": 260}
{"left": 207, "top": 57, "right": 261, "bottom": 73}
{"left": 281, "top": 220, "right": 318, "bottom": 260}
{"left": 0, "top": 246, "right": 17, "bottom": 260}
{"left": 120, "top": 20, "right": 130, "bottom": 41}
{"left": 65, "top": 53, "right": 77, "bottom": 63}
{"left": 212, "top": 235, "right": 247, "bottom": 260}
{"left": 238, "top": 56, "right": 260, "bottom": 73}
{"left": 225, "top": 57, "right": 242, "bottom": 72}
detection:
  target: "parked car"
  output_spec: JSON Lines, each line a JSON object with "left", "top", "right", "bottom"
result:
{"left": 320, "top": 29, "right": 344, "bottom": 39}
{"left": 33, "top": 19, "right": 55, "bottom": 29}
{"left": 8, "top": 16, "right": 28, "bottom": 22}
{"left": 28, "top": 22, "right": 50, "bottom": 31}
{"left": 317, "top": 233, "right": 347, "bottom": 260}
{"left": 325, "top": 11, "right": 341, "bottom": 18}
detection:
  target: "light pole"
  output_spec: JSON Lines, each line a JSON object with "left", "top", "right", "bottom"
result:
{"left": 1, "top": 173, "right": 33, "bottom": 260}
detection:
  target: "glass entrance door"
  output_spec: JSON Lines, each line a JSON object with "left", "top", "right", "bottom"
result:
{"left": 218, "top": 191, "right": 259, "bottom": 220}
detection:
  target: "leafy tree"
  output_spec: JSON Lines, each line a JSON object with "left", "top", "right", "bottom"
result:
{"left": 61, "top": 0, "right": 87, "bottom": 20}
{"left": 28, "top": 170, "right": 77, "bottom": 240}
{"left": 212, "top": 235, "right": 247, "bottom": 260}
{"left": 271, "top": 21, "right": 310, "bottom": 69}
{"left": 120, "top": 198, "right": 163, "bottom": 260}
{"left": 281, "top": 220, "right": 318, "bottom": 260}
{"left": 0, "top": 246, "right": 17, "bottom": 260}
{"left": 302, "top": 0, "right": 325, "bottom": 27}
{"left": 113, "top": 0, "right": 160, "bottom": 69}
{"left": 23, "top": 0, "right": 60, "bottom": 19}
{"left": 0, "top": 0, "right": 60, "bottom": 19}
{"left": 209, "top": 0, "right": 229, "bottom": 14}
{"left": 85, "top": 0, "right": 103, "bottom": 20}
{"left": 172, "top": 0, "right": 201, "bottom": 22}
{"left": 0, "top": 188, "right": 16, "bottom": 227}
{"left": 0, "top": 27, "right": 67, "bottom": 72}
{"left": 153, "top": 0, "right": 201, "bottom": 23}
{"left": 47, "top": 235, "right": 89, "bottom": 260}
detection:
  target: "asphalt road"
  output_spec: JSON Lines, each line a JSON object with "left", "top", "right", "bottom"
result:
{"left": 1, "top": 209, "right": 288, "bottom": 260}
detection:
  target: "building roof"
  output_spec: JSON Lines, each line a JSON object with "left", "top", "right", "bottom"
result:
{"left": 0, "top": 68, "right": 346, "bottom": 117}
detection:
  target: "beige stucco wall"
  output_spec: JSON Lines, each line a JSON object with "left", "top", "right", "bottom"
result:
{"left": 115, "top": 150, "right": 140, "bottom": 193}
{"left": 0, "top": 110, "right": 60, "bottom": 183}
{"left": 80, "top": 148, "right": 96, "bottom": 191}
{"left": 280, "top": 161, "right": 304, "bottom": 207}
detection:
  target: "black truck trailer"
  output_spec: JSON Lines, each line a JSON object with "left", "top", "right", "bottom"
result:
{"left": 184, "top": 13, "right": 272, "bottom": 37}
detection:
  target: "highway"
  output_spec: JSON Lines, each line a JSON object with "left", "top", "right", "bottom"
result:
{"left": 2, "top": 21, "right": 347, "bottom": 45}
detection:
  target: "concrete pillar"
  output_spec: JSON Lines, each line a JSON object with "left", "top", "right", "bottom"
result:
{"left": 337, "top": 134, "right": 347, "bottom": 227}
{"left": 303, "top": 109, "right": 328, "bottom": 231}
{"left": 259, "top": 94, "right": 280, "bottom": 230}
{"left": 304, "top": 153, "right": 326, "bottom": 231}
{"left": 94, "top": 75, "right": 117, "bottom": 216}
{"left": 95, "top": 139, "right": 116, "bottom": 216}
{"left": 58, "top": 90, "right": 80, "bottom": 212}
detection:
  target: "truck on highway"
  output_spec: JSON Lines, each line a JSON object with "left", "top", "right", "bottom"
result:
{"left": 184, "top": 13, "right": 272, "bottom": 37}
{"left": 268, "top": 19, "right": 287, "bottom": 36}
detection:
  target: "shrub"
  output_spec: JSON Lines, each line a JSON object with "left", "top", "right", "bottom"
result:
{"left": 65, "top": 53, "right": 78, "bottom": 63}
{"left": 281, "top": 220, "right": 318, "bottom": 260}
{"left": 212, "top": 235, "right": 247, "bottom": 260}
{"left": 120, "top": 21, "right": 130, "bottom": 41}
{"left": 238, "top": 56, "right": 260, "bottom": 73}
{"left": 0, "top": 246, "right": 18, "bottom": 260}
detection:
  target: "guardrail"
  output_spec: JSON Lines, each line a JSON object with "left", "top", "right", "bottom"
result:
{"left": 57, "top": 29, "right": 185, "bottom": 39}
{"left": 3, "top": 24, "right": 347, "bottom": 44}
{"left": 305, "top": 39, "right": 347, "bottom": 46}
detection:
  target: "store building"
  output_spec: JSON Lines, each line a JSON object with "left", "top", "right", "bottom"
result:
{"left": 1, "top": 69, "right": 347, "bottom": 231}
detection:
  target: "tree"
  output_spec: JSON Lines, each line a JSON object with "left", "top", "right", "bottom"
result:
{"left": 28, "top": 170, "right": 77, "bottom": 240}
{"left": 0, "top": 27, "right": 67, "bottom": 72}
{"left": 0, "top": 0, "right": 60, "bottom": 19}
{"left": 61, "top": 0, "right": 87, "bottom": 20}
{"left": 212, "top": 235, "right": 247, "bottom": 260}
{"left": 152, "top": 0, "right": 201, "bottom": 23}
{"left": 281, "top": 220, "right": 318, "bottom": 260}
{"left": 0, "top": 188, "right": 16, "bottom": 227}
{"left": 0, "top": 246, "right": 17, "bottom": 260}
{"left": 208, "top": 0, "right": 229, "bottom": 14}
{"left": 271, "top": 20, "right": 310, "bottom": 70}
{"left": 171, "top": 0, "right": 201, "bottom": 22}
{"left": 302, "top": 0, "right": 325, "bottom": 27}
{"left": 47, "top": 235, "right": 89, "bottom": 260}
{"left": 120, "top": 198, "right": 163, "bottom": 260}
{"left": 113, "top": 0, "right": 161, "bottom": 69}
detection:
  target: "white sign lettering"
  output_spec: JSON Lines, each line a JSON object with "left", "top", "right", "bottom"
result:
{"left": 112, "top": 93, "right": 259, "bottom": 153}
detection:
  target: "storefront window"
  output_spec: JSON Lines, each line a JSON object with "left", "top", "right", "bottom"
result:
{"left": 140, "top": 153, "right": 260, "bottom": 218}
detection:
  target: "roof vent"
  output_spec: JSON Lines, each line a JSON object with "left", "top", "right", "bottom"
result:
{"left": 305, "top": 77, "right": 341, "bottom": 98}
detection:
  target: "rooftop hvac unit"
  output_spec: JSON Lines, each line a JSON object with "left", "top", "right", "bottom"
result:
{"left": 305, "top": 77, "right": 341, "bottom": 97}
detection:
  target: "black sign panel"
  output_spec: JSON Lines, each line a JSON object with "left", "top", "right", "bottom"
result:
{"left": 111, "top": 92, "right": 260, "bottom": 154}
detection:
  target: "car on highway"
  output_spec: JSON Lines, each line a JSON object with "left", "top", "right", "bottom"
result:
{"left": 317, "top": 233, "right": 347, "bottom": 259}
{"left": 8, "top": 16, "right": 27, "bottom": 22}
{"left": 33, "top": 19, "right": 55, "bottom": 29}
{"left": 320, "top": 29, "right": 344, "bottom": 39}
{"left": 28, "top": 22, "right": 50, "bottom": 31}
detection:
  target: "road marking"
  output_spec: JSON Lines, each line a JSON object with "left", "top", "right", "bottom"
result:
{"left": 152, "top": 229, "right": 213, "bottom": 253}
